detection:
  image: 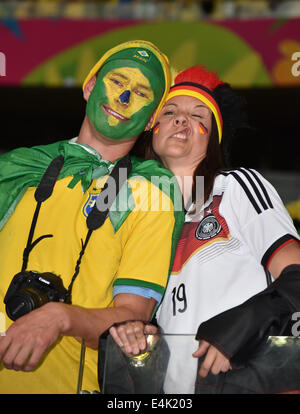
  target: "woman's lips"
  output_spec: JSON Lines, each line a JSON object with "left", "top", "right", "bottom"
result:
{"left": 169, "top": 128, "right": 190, "bottom": 140}
{"left": 102, "top": 104, "right": 130, "bottom": 122}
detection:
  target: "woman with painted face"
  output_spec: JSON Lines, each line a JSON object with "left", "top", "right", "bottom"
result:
{"left": 110, "top": 66, "right": 300, "bottom": 394}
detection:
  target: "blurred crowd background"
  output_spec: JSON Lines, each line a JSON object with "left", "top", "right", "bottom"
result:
{"left": 1, "top": 0, "right": 300, "bottom": 226}
{"left": 1, "top": 0, "right": 300, "bottom": 20}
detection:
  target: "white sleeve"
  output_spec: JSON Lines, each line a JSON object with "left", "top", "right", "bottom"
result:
{"left": 222, "top": 168, "right": 300, "bottom": 267}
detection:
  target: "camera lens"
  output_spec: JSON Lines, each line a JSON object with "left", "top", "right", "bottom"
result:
{"left": 5, "top": 288, "right": 48, "bottom": 321}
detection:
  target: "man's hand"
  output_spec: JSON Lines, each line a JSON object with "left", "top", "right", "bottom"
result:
{"left": 193, "top": 340, "right": 231, "bottom": 378}
{"left": 0, "top": 302, "right": 67, "bottom": 372}
{"left": 109, "top": 321, "right": 159, "bottom": 356}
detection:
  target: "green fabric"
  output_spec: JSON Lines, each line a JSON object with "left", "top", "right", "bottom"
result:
{"left": 0, "top": 140, "right": 184, "bottom": 269}
{"left": 0, "top": 139, "right": 113, "bottom": 229}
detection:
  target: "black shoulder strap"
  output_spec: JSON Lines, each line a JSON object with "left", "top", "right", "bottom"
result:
{"left": 35, "top": 155, "right": 64, "bottom": 202}
{"left": 22, "top": 155, "right": 64, "bottom": 272}
{"left": 66, "top": 154, "right": 132, "bottom": 299}
{"left": 86, "top": 154, "right": 132, "bottom": 230}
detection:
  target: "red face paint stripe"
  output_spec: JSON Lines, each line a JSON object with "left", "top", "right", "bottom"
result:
{"left": 153, "top": 123, "right": 160, "bottom": 134}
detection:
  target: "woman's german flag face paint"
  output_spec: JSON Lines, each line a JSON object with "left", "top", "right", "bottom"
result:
{"left": 199, "top": 122, "right": 208, "bottom": 135}
{"left": 153, "top": 122, "right": 160, "bottom": 134}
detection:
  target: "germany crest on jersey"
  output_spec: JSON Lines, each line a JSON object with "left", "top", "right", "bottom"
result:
{"left": 171, "top": 195, "right": 231, "bottom": 274}
{"left": 195, "top": 214, "right": 222, "bottom": 240}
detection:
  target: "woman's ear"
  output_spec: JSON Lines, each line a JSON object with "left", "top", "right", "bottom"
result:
{"left": 83, "top": 76, "right": 97, "bottom": 102}
{"left": 144, "top": 114, "right": 154, "bottom": 131}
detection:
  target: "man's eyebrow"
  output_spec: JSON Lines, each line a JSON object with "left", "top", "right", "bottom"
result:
{"left": 136, "top": 83, "right": 152, "bottom": 91}
{"left": 164, "top": 103, "right": 177, "bottom": 107}
{"left": 110, "top": 71, "right": 128, "bottom": 80}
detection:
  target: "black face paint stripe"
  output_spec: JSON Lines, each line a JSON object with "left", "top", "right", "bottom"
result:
{"left": 199, "top": 122, "right": 208, "bottom": 134}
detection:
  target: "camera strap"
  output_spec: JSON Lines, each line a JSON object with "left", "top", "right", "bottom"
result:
{"left": 21, "top": 152, "right": 132, "bottom": 297}
{"left": 21, "top": 155, "right": 65, "bottom": 272}
{"left": 72, "top": 155, "right": 132, "bottom": 394}
{"left": 66, "top": 154, "right": 132, "bottom": 299}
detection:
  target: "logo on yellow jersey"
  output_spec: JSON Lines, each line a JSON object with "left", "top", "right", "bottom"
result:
{"left": 82, "top": 192, "right": 101, "bottom": 217}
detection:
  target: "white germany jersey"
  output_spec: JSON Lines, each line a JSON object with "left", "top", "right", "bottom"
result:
{"left": 157, "top": 168, "right": 300, "bottom": 394}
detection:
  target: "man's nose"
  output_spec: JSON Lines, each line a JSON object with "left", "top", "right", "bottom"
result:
{"left": 119, "top": 90, "right": 131, "bottom": 104}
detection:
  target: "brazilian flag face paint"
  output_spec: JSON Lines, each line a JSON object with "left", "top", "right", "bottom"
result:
{"left": 86, "top": 58, "right": 164, "bottom": 140}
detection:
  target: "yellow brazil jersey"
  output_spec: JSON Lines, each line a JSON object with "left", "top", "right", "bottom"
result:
{"left": 0, "top": 173, "right": 175, "bottom": 393}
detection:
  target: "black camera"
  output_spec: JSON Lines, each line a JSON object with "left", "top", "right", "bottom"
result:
{"left": 4, "top": 271, "right": 70, "bottom": 321}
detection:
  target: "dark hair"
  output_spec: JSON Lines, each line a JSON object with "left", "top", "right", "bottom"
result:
{"left": 192, "top": 116, "right": 224, "bottom": 203}
{"left": 131, "top": 116, "right": 224, "bottom": 205}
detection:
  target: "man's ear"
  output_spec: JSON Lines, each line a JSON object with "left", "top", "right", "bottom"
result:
{"left": 83, "top": 76, "right": 97, "bottom": 102}
{"left": 144, "top": 113, "right": 154, "bottom": 131}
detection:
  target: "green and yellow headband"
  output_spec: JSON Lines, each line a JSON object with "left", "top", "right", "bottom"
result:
{"left": 164, "top": 82, "right": 223, "bottom": 143}
{"left": 83, "top": 40, "right": 171, "bottom": 120}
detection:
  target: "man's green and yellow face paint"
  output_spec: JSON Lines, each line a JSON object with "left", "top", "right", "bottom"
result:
{"left": 86, "top": 53, "right": 164, "bottom": 140}
{"left": 103, "top": 66, "right": 154, "bottom": 126}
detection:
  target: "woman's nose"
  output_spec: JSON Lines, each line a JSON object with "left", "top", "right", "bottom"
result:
{"left": 174, "top": 114, "right": 187, "bottom": 126}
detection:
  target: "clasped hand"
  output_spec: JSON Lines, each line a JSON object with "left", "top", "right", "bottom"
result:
{"left": 109, "top": 321, "right": 231, "bottom": 378}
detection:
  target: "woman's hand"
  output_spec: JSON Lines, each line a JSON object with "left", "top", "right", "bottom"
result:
{"left": 109, "top": 321, "right": 159, "bottom": 356}
{"left": 193, "top": 340, "right": 231, "bottom": 378}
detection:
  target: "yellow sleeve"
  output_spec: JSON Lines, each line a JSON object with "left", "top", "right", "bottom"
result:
{"left": 113, "top": 176, "right": 175, "bottom": 299}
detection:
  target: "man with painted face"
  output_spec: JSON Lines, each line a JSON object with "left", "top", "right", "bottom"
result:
{"left": 80, "top": 41, "right": 169, "bottom": 154}
{"left": 0, "top": 41, "right": 184, "bottom": 393}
